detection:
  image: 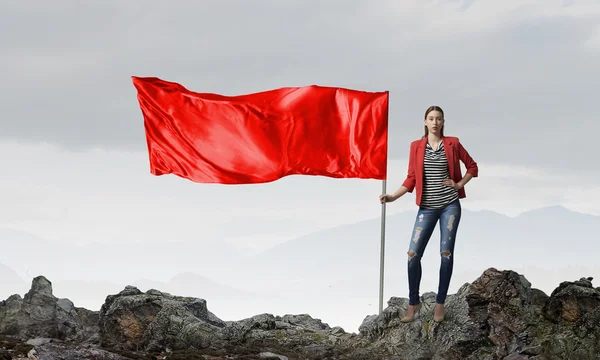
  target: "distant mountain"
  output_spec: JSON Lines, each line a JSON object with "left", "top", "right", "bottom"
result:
{"left": 230, "top": 205, "right": 600, "bottom": 298}
{"left": 46, "top": 272, "right": 256, "bottom": 311}
{"left": 1, "top": 205, "right": 597, "bottom": 334}
{"left": 0, "top": 228, "right": 250, "bottom": 283}
{"left": 133, "top": 272, "right": 257, "bottom": 298}
{"left": 50, "top": 279, "right": 126, "bottom": 310}
{"left": 1, "top": 205, "right": 597, "bottom": 306}
{"left": 0, "top": 263, "right": 27, "bottom": 300}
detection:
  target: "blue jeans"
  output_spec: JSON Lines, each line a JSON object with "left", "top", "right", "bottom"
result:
{"left": 407, "top": 199, "right": 461, "bottom": 305}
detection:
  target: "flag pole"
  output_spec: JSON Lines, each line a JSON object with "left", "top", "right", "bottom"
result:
{"left": 379, "top": 179, "right": 387, "bottom": 314}
{"left": 378, "top": 92, "right": 389, "bottom": 315}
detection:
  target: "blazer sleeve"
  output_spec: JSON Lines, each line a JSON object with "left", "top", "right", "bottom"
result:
{"left": 401, "top": 142, "right": 416, "bottom": 192}
{"left": 458, "top": 140, "right": 478, "bottom": 177}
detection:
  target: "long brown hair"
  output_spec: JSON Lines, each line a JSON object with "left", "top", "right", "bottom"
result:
{"left": 423, "top": 105, "right": 444, "bottom": 137}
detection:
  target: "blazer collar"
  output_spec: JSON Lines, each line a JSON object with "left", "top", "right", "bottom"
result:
{"left": 420, "top": 135, "right": 450, "bottom": 147}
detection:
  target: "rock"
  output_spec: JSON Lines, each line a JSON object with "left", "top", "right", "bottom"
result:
{"left": 219, "top": 312, "right": 347, "bottom": 359}
{"left": 574, "top": 277, "right": 593, "bottom": 288}
{"left": 330, "top": 326, "right": 345, "bottom": 336}
{"left": 0, "top": 335, "right": 34, "bottom": 359}
{"left": 98, "top": 285, "right": 227, "bottom": 352}
{"left": 355, "top": 268, "right": 600, "bottom": 360}
{"left": 543, "top": 277, "right": 600, "bottom": 324}
{"left": 530, "top": 288, "right": 549, "bottom": 307}
{"left": 503, "top": 353, "right": 528, "bottom": 360}
{"left": 0, "top": 295, "right": 23, "bottom": 335}
{"left": 521, "top": 344, "right": 541, "bottom": 356}
{"left": 30, "top": 342, "right": 131, "bottom": 360}
{"left": 538, "top": 276, "right": 600, "bottom": 359}
{"left": 26, "top": 348, "right": 37, "bottom": 360}
{"left": 0, "top": 276, "right": 98, "bottom": 343}
{"left": 2, "top": 268, "right": 600, "bottom": 360}
{"left": 25, "top": 338, "right": 52, "bottom": 346}
{"left": 259, "top": 351, "right": 289, "bottom": 359}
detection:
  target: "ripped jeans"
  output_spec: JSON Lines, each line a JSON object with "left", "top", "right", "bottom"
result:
{"left": 407, "top": 199, "right": 461, "bottom": 305}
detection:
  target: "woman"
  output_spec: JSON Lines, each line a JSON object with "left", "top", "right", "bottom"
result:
{"left": 379, "top": 105, "right": 478, "bottom": 323}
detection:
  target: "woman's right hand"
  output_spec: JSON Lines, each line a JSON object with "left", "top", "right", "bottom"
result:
{"left": 379, "top": 194, "right": 398, "bottom": 203}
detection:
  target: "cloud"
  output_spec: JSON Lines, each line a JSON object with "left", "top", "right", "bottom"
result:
{"left": 0, "top": 0, "right": 599, "bottom": 173}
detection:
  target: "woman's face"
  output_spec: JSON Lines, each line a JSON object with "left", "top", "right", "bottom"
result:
{"left": 424, "top": 110, "right": 444, "bottom": 135}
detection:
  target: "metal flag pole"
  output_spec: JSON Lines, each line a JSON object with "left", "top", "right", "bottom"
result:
{"left": 379, "top": 179, "right": 387, "bottom": 314}
{"left": 378, "top": 92, "right": 389, "bottom": 315}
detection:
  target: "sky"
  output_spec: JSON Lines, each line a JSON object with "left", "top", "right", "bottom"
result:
{"left": 1, "top": 0, "right": 600, "bottom": 332}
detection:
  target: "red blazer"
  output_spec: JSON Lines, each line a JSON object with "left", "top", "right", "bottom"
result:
{"left": 402, "top": 136, "right": 478, "bottom": 206}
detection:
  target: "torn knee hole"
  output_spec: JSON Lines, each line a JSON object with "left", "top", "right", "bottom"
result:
{"left": 441, "top": 251, "right": 452, "bottom": 258}
{"left": 407, "top": 251, "right": 416, "bottom": 259}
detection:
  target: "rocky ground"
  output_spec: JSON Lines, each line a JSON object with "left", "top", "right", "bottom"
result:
{"left": 1, "top": 267, "right": 599, "bottom": 360}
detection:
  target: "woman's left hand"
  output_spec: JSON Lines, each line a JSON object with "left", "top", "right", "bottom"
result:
{"left": 442, "top": 179, "right": 462, "bottom": 189}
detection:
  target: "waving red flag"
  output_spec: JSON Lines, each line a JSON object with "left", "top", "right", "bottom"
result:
{"left": 131, "top": 76, "right": 388, "bottom": 184}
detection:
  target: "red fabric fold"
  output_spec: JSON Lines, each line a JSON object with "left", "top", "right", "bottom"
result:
{"left": 132, "top": 76, "right": 388, "bottom": 184}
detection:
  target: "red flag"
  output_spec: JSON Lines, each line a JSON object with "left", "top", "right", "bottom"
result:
{"left": 131, "top": 76, "right": 388, "bottom": 184}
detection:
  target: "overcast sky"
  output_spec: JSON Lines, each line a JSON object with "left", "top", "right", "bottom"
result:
{"left": 1, "top": 0, "right": 599, "bottom": 332}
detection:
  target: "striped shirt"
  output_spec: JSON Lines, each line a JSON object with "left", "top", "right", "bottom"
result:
{"left": 420, "top": 141, "right": 459, "bottom": 209}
